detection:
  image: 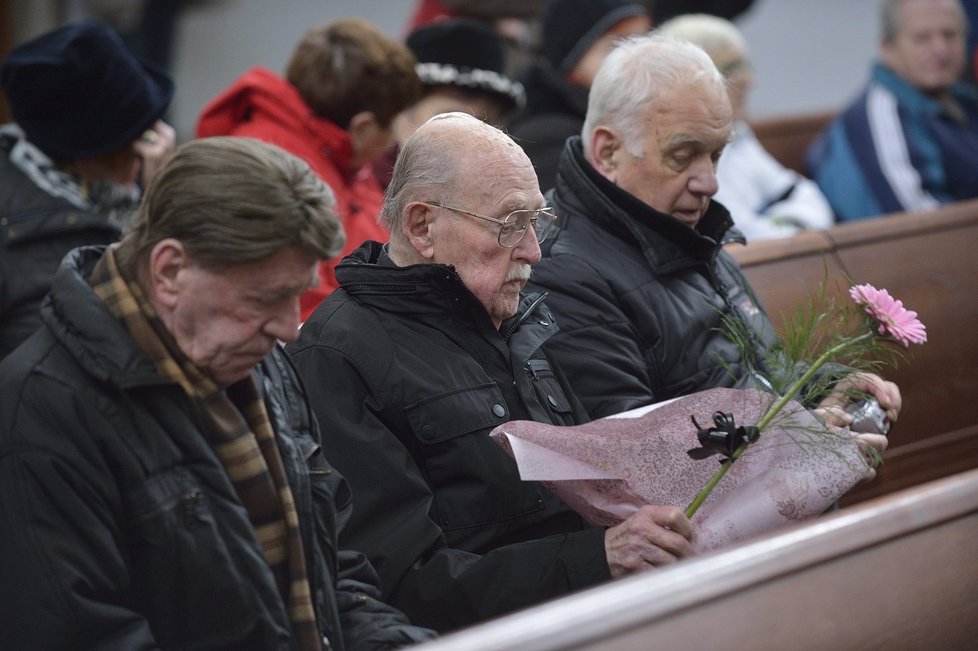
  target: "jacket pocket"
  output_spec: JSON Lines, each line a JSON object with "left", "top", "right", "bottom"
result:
{"left": 525, "top": 359, "right": 575, "bottom": 425}
{"left": 405, "top": 382, "right": 508, "bottom": 444}
{"left": 124, "top": 467, "right": 262, "bottom": 649}
{"left": 404, "top": 384, "right": 546, "bottom": 537}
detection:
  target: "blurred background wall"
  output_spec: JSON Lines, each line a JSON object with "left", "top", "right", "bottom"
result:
{"left": 5, "top": 0, "right": 882, "bottom": 142}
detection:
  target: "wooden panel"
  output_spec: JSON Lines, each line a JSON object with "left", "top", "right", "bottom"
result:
{"left": 413, "top": 469, "right": 978, "bottom": 651}
{"left": 728, "top": 200, "right": 978, "bottom": 505}
{"left": 843, "top": 424, "right": 978, "bottom": 504}
{"left": 725, "top": 230, "right": 846, "bottom": 332}
{"left": 748, "top": 109, "right": 835, "bottom": 175}
{"left": 828, "top": 203, "right": 978, "bottom": 443}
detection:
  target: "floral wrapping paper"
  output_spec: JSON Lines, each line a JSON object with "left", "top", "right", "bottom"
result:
{"left": 491, "top": 387, "right": 869, "bottom": 552}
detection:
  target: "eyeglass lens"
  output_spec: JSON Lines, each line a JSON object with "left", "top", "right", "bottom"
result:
{"left": 499, "top": 210, "right": 555, "bottom": 247}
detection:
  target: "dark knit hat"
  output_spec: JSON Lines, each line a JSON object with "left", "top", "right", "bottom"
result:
{"left": 542, "top": 0, "right": 648, "bottom": 73}
{"left": 0, "top": 20, "right": 174, "bottom": 160}
{"left": 407, "top": 18, "right": 525, "bottom": 110}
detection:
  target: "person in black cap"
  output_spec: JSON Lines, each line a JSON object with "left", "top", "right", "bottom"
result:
{"left": 0, "top": 19, "right": 176, "bottom": 359}
{"left": 508, "top": 0, "right": 650, "bottom": 192}
{"left": 406, "top": 18, "right": 525, "bottom": 130}
{"left": 373, "top": 18, "right": 526, "bottom": 189}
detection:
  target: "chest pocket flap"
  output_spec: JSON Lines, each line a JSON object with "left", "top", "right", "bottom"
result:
{"left": 405, "top": 383, "right": 509, "bottom": 444}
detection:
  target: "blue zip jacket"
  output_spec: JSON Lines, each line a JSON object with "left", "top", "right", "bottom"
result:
{"left": 807, "top": 63, "right": 978, "bottom": 221}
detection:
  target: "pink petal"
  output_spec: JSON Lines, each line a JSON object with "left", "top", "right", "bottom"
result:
{"left": 849, "top": 283, "right": 927, "bottom": 347}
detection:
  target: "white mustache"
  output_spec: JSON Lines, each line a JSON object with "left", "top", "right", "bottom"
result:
{"left": 505, "top": 264, "right": 532, "bottom": 283}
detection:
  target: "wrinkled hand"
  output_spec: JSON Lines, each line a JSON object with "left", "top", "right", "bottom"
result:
{"left": 815, "top": 372, "right": 902, "bottom": 429}
{"left": 132, "top": 119, "right": 176, "bottom": 188}
{"left": 604, "top": 505, "right": 695, "bottom": 578}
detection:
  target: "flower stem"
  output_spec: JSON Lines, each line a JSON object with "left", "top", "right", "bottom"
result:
{"left": 683, "top": 331, "right": 874, "bottom": 519}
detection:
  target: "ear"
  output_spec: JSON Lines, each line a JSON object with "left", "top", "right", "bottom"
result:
{"left": 146, "top": 238, "right": 189, "bottom": 311}
{"left": 589, "top": 126, "right": 622, "bottom": 182}
{"left": 402, "top": 202, "right": 436, "bottom": 260}
{"left": 348, "top": 110, "right": 381, "bottom": 148}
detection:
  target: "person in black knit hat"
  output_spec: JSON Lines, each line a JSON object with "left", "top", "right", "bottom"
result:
{"left": 508, "top": 0, "right": 650, "bottom": 193}
{"left": 374, "top": 18, "right": 526, "bottom": 188}
{"left": 0, "top": 20, "right": 176, "bottom": 360}
{"left": 409, "top": 17, "right": 526, "bottom": 123}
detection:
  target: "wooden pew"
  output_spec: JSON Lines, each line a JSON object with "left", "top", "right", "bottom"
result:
{"left": 728, "top": 199, "right": 978, "bottom": 504}
{"left": 749, "top": 109, "right": 835, "bottom": 175}
{"left": 412, "top": 469, "right": 978, "bottom": 651}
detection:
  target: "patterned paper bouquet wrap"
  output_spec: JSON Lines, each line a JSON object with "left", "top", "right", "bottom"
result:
{"left": 490, "top": 387, "right": 869, "bottom": 552}
{"left": 492, "top": 283, "right": 928, "bottom": 552}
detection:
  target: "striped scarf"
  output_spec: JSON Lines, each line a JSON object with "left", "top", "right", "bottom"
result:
{"left": 91, "top": 246, "right": 321, "bottom": 650}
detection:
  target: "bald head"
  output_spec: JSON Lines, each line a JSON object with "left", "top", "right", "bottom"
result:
{"left": 381, "top": 112, "right": 535, "bottom": 253}
{"left": 380, "top": 111, "right": 545, "bottom": 327}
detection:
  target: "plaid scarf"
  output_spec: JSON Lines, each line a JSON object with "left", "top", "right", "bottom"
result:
{"left": 91, "top": 246, "right": 321, "bottom": 650}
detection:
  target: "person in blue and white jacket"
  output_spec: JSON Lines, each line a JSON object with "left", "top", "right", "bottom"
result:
{"left": 807, "top": 0, "right": 978, "bottom": 222}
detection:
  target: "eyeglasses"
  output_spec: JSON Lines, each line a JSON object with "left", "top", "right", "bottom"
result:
{"left": 422, "top": 201, "right": 557, "bottom": 248}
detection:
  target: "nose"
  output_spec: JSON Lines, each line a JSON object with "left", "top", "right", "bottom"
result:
{"left": 688, "top": 159, "right": 720, "bottom": 198}
{"left": 264, "top": 298, "right": 303, "bottom": 344}
{"left": 514, "top": 228, "right": 542, "bottom": 265}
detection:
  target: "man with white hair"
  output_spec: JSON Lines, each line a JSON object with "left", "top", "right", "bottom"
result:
{"left": 527, "top": 34, "right": 900, "bottom": 432}
{"left": 288, "top": 112, "right": 696, "bottom": 633}
{"left": 807, "top": 0, "right": 978, "bottom": 221}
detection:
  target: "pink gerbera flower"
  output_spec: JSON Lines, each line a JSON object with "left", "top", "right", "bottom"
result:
{"left": 849, "top": 284, "right": 927, "bottom": 347}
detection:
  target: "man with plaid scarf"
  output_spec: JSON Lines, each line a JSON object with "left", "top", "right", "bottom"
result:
{"left": 0, "top": 137, "right": 435, "bottom": 650}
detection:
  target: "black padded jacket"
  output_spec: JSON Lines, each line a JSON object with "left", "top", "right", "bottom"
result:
{"left": 0, "top": 246, "right": 434, "bottom": 651}
{"left": 527, "top": 137, "right": 781, "bottom": 419}
{"left": 287, "top": 242, "right": 610, "bottom": 633}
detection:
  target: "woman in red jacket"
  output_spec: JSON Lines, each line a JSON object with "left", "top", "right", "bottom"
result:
{"left": 198, "top": 19, "right": 421, "bottom": 320}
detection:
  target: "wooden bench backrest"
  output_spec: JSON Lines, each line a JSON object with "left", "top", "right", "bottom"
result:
{"left": 749, "top": 109, "right": 836, "bottom": 175}
{"left": 414, "top": 468, "right": 978, "bottom": 651}
{"left": 728, "top": 199, "right": 978, "bottom": 503}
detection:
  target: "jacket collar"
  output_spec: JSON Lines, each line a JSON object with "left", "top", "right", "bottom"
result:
{"left": 42, "top": 247, "right": 283, "bottom": 392}
{"left": 552, "top": 137, "right": 743, "bottom": 273}
{"left": 335, "top": 241, "right": 555, "bottom": 341}
{"left": 871, "top": 62, "right": 978, "bottom": 119}
{"left": 41, "top": 246, "right": 171, "bottom": 388}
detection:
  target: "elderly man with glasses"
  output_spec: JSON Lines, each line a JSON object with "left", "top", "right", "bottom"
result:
{"left": 288, "top": 112, "right": 695, "bottom": 634}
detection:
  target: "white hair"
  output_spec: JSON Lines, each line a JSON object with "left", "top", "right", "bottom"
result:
{"left": 582, "top": 32, "right": 727, "bottom": 158}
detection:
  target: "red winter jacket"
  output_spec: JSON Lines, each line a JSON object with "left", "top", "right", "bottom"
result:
{"left": 196, "top": 67, "right": 388, "bottom": 320}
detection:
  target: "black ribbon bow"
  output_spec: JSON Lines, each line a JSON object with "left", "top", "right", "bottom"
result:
{"left": 687, "top": 411, "right": 760, "bottom": 461}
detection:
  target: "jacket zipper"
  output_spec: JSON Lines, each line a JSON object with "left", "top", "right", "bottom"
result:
{"left": 343, "top": 283, "right": 416, "bottom": 294}
{"left": 130, "top": 489, "right": 202, "bottom": 526}
{"left": 502, "top": 292, "right": 549, "bottom": 342}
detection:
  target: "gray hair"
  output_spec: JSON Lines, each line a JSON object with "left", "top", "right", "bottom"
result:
{"left": 582, "top": 32, "right": 727, "bottom": 158}
{"left": 881, "top": 0, "right": 967, "bottom": 43}
{"left": 117, "top": 136, "right": 344, "bottom": 273}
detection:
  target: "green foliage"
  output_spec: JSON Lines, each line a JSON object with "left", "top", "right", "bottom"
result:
{"left": 719, "top": 263, "right": 908, "bottom": 410}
